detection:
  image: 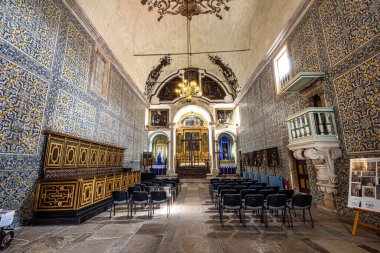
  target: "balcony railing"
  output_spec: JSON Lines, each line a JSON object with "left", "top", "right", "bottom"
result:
{"left": 286, "top": 107, "right": 339, "bottom": 145}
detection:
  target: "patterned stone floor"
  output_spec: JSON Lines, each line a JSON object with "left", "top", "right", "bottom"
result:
{"left": 4, "top": 183, "right": 380, "bottom": 253}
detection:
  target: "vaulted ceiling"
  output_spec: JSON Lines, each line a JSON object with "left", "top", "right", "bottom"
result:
{"left": 74, "top": 0, "right": 305, "bottom": 95}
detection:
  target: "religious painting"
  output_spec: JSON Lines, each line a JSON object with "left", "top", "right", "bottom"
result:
{"left": 216, "top": 109, "right": 234, "bottom": 125}
{"left": 185, "top": 132, "right": 200, "bottom": 151}
{"left": 158, "top": 76, "right": 182, "bottom": 101}
{"left": 202, "top": 76, "right": 226, "bottom": 100}
{"left": 150, "top": 109, "right": 169, "bottom": 127}
{"left": 180, "top": 115, "right": 205, "bottom": 127}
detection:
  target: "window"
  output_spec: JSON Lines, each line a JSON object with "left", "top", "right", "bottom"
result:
{"left": 91, "top": 48, "right": 110, "bottom": 99}
{"left": 274, "top": 46, "right": 291, "bottom": 93}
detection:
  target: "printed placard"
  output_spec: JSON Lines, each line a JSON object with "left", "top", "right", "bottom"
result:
{"left": 348, "top": 158, "right": 380, "bottom": 212}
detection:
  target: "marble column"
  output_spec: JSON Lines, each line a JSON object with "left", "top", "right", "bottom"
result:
{"left": 168, "top": 123, "right": 176, "bottom": 176}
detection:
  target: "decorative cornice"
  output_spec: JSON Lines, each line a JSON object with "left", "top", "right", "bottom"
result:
{"left": 234, "top": 0, "right": 313, "bottom": 107}
{"left": 63, "top": 0, "right": 149, "bottom": 107}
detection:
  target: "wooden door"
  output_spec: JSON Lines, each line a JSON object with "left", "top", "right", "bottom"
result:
{"left": 295, "top": 159, "right": 310, "bottom": 194}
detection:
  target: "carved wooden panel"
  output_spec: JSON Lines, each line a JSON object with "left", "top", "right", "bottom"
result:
{"left": 78, "top": 179, "right": 94, "bottom": 208}
{"left": 114, "top": 175, "right": 122, "bottom": 191}
{"left": 43, "top": 131, "right": 124, "bottom": 178}
{"left": 106, "top": 148, "right": 113, "bottom": 167}
{"left": 89, "top": 144, "right": 99, "bottom": 167}
{"left": 112, "top": 149, "right": 118, "bottom": 167}
{"left": 118, "top": 150, "right": 123, "bottom": 167}
{"left": 121, "top": 174, "right": 128, "bottom": 190}
{"left": 105, "top": 176, "right": 114, "bottom": 198}
{"left": 63, "top": 140, "right": 78, "bottom": 168}
{"left": 94, "top": 177, "right": 106, "bottom": 203}
{"left": 99, "top": 147, "right": 107, "bottom": 167}
{"left": 35, "top": 181, "right": 78, "bottom": 211}
{"left": 34, "top": 172, "right": 140, "bottom": 211}
{"left": 127, "top": 173, "right": 133, "bottom": 187}
{"left": 45, "top": 136, "right": 64, "bottom": 169}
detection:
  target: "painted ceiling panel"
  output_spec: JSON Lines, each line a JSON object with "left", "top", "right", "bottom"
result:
{"left": 75, "top": 0, "right": 304, "bottom": 93}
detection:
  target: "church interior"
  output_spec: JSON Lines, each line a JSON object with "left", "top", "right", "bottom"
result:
{"left": 0, "top": 0, "right": 380, "bottom": 252}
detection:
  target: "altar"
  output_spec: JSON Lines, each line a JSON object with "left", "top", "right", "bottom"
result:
{"left": 150, "top": 165, "right": 167, "bottom": 175}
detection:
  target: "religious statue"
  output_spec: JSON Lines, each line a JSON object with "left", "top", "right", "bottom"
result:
{"left": 157, "top": 151, "right": 163, "bottom": 165}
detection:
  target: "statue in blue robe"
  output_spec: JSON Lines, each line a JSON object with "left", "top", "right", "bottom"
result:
{"left": 157, "top": 151, "right": 163, "bottom": 165}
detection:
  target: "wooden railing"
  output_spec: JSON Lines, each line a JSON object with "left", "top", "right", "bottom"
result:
{"left": 286, "top": 107, "right": 339, "bottom": 144}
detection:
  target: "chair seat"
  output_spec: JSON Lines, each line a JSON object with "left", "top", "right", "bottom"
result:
{"left": 288, "top": 205, "right": 308, "bottom": 210}
{"left": 266, "top": 205, "right": 285, "bottom": 210}
{"left": 244, "top": 206, "right": 262, "bottom": 210}
{"left": 134, "top": 200, "right": 149, "bottom": 205}
{"left": 113, "top": 200, "right": 127, "bottom": 205}
{"left": 224, "top": 205, "right": 241, "bottom": 210}
{"left": 152, "top": 200, "right": 166, "bottom": 204}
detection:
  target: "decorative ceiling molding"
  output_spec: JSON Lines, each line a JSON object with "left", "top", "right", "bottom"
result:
{"left": 208, "top": 54, "right": 240, "bottom": 99}
{"left": 145, "top": 56, "right": 172, "bottom": 98}
{"left": 63, "top": 0, "right": 149, "bottom": 106}
{"left": 233, "top": 0, "right": 313, "bottom": 107}
{"left": 140, "top": 0, "right": 233, "bottom": 21}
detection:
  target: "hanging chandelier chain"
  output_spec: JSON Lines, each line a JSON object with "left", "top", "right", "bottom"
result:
{"left": 187, "top": 18, "right": 191, "bottom": 67}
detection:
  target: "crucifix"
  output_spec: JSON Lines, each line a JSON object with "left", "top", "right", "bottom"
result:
{"left": 181, "top": 132, "right": 202, "bottom": 167}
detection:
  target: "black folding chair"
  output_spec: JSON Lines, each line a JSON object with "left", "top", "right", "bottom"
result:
{"left": 215, "top": 185, "right": 232, "bottom": 207}
{"left": 255, "top": 182, "right": 267, "bottom": 188}
{"left": 259, "top": 189, "right": 276, "bottom": 199}
{"left": 242, "top": 194, "right": 265, "bottom": 226}
{"left": 265, "top": 185, "right": 280, "bottom": 193}
{"left": 278, "top": 189, "right": 294, "bottom": 202}
{"left": 240, "top": 189, "right": 257, "bottom": 200}
{"left": 265, "top": 194, "right": 291, "bottom": 228}
{"left": 219, "top": 194, "right": 242, "bottom": 227}
{"left": 131, "top": 191, "right": 151, "bottom": 218}
{"left": 109, "top": 191, "right": 130, "bottom": 218}
{"left": 150, "top": 191, "right": 170, "bottom": 218}
{"left": 287, "top": 194, "right": 314, "bottom": 228}
{"left": 128, "top": 186, "right": 141, "bottom": 195}
{"left": 233, "top": 185, "right": 248, "bottom": 193}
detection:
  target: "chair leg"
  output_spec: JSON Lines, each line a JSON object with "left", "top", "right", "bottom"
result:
{"left": 303, "top": 209, "right": 306, "bottom": 223}
{"left": 288, "top": 208, "right": 293, "bottom": 228}
{"left": 243, "top": 209, "right": 246, "bottom": 227}
{"left": 109, "top": 204, "right": 112, "bottom": 219}
{"left": 221, "top": 209, "right": 224, "bottom": 227}
{"left": 167, "top": 201, "right": 169, "bottom": 218}
{"left": 264, "top": 209, "right": 268, "bottom": 227}
{"left": 114, "top": 205, "right": 116, "bottom": 216}
{"left": 309, "top": 208, "right": 314, "bottom": 228}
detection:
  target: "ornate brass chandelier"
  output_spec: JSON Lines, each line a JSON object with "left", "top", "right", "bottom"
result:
{"left": 175, "top": 70, "right": 200, "bottom": 102}
{"left": 140, "top": 0, "right": 232, "bottom": 21}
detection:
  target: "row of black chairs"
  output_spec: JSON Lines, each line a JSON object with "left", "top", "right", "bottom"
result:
{"left": 211, "top": 181, "right": 285, "bottom": 205}
{"left": 219, "top": 193, "right": 314, "bottom": 228}
{"left": 109, "top": 178, "right": 180, "bottom": 219}
{"left": 110, "top": 189, "right": 171, "bottom": 218}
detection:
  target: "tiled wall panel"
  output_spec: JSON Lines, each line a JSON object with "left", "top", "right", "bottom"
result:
{"left": 0, "top": 0, "right": 147, "bottom": 226}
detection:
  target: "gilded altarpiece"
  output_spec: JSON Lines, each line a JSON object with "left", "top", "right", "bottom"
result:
{"left": 175, "top": 114, "right": 210, "bottom": 164}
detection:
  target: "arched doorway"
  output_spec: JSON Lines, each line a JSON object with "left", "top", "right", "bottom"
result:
{"left": 152, "top": 135, "right": 168, "bottom": 166}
